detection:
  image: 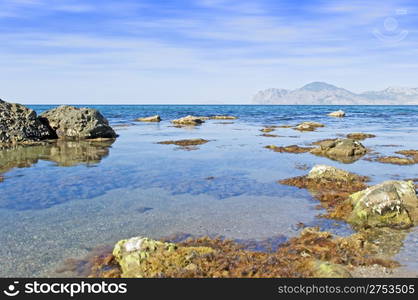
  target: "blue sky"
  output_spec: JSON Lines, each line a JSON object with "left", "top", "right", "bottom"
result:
{"left": 1, "top": 0, "right": 417, "bottom": 104}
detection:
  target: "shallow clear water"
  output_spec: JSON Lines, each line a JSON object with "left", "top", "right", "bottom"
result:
{"left": 0, "top": 105, "right": 417, "bottom": 277}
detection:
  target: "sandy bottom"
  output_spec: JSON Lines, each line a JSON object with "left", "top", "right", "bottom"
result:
{"left": 0, "top": 186, "right": 324, "bottom": 277}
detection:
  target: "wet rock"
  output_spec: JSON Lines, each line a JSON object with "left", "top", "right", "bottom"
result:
{"left": 171, "top": 115, "right": 206, "bottom": 126}
{"left": 311, "top": 138, "right": 338, "bottom": 146}
{"left": 310, "top": 138, "right": 367, "bottom": 163}
{"left": 260, "top": 127, "right": 275, "bottom": 133}
{"left": 112, "top": 236, "right": 214, "bottom": 278}
{"left": 0, "top": 99, "right": 55, "bottom": 145}
{"left": 260, "top": 134, "right": 280, "bottom": 138}
{"left": 265, "top": 145, "right": 314, "bottom": 153}
{"left": 294, "top": 122, "right": 325, "bottom": 131}
{"left": 347, "top": 181, "right": 418, "bottom": 229}
{"left": 375, "top": 156, "right": 416, "bottom": 165}
{"left": 347, "top": 133, "right": 376, "bottom": 140}
{"left": 208, "top": 115, "right": 237, "bottom": 120}
{"left": 40, "top": 105, "right": 117, "bottom": 139}
{"left": 328, "top": 110, "right": 346, "bottom": 117}
{"left": 136, "top": 115, "right": 161, "bottom": 122}
{"left": 280, "top": 165, "right": 369, "bottom": 218}
{"left": 157, "top": 138, "right": 209, "bottom": 147}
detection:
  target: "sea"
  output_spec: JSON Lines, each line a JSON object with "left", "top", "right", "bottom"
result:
{"left": 0, "top": 105, "right": 417, "bottom": 276}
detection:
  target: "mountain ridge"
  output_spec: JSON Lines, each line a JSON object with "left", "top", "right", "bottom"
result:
{"left": 252, "top": 82, "right": 418, "bottom": 105}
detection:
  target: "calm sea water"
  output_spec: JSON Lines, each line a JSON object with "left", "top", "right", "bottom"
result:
{"left": 0, "top": 105, "right": 417, "bottom": 277}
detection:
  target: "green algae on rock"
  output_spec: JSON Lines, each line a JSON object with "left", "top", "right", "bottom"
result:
{"left": 327, "top": 110, "right": 346, "bottom": 117}
{"left": 260, "top": 127, "right": 275, "bottom": 133}
{"left": 346, "top": 133, "right": 376, "bottom": 140}
{"left": 347, "top": 181, "right": 418, "bottom": 229}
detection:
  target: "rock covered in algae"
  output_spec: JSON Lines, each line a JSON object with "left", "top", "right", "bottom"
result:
{"left": 310, "top": 138, "right": 367, "bottom": 163}
{"left": 346, "top": 133, "right": 376, "bottom": 140}
{"left": 265, "top": 144, "right": 313, "bottom": 153}
{"left": 279, "top": 165, "right": 369, "bottom": 218}
{"left": 347, "top": 181, "right": 418, "bottom": 229}
{"left": 40, "top": 105, "right": 117, "bottom": 139}
{"left": 112, "top": 236, "right": 214, "bottom": 277}
{"left": 328, "top": 110, "right": 346, "bottom": 117}
{"left": 82, "top": 227, "right": 399, "bottom": 278}
{"left": 171, "top": 115, "right": 206, "bottom": 126}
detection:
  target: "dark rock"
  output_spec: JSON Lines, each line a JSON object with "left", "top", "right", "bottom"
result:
{"left": 40, "top": 105, "right": 117, "bottom": 139}
{"left": 0, "top": 99, "right": 55, "bottom": 145}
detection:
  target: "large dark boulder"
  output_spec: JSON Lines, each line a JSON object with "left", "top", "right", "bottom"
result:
{"left": 40, "top": 105, "right": 117, "bottom": 139}
{"left": 0, "top": 99, "right": 55, "bottom": 145}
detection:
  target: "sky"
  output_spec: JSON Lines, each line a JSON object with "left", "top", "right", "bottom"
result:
{"left": 0, "top": 0, "right": 417, "bottom": 104}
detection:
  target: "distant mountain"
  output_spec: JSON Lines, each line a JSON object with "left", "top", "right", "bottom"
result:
{"left": 252, "top": 82, "right": 418, "bottom": 105}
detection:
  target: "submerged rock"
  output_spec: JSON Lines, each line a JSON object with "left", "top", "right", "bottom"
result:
{"left": 294, "top": 122, "right": 325, "bottom": 131}
{"left": 0, "top": 99, "right": 55, "bottom": 145}
{"left": 208, "top": 115, "right": 237, "bottom": 120}
{"left": 307, "top": 164, "right": 365, "bottom": 182}
{"left": 347, "top": 181, "right": 418, "bottom": 229}
{"left": 40, "top": 105, "right": 117, "bottom": 139}
{"left": 171, "top": 115, "right": 206, "bottom": 126}
{"left": 280, "top": 165, "right": 369, "bottom": 218}
{"left": 265, "top": 145, "right": 313, "bottom": 153}
{"left": 376, "top": 156, "right": 416, "bottom": 165}
{"left": 328, "top": 110, "right": 346, "bottom": 117}
{"left": 310, "top": 138, "right": 367, "bottom": 163}
{"left": 346, "top": 133, "right": 376, "bottom": 140}
{"left": 112, "top": 236, "right": 213, "bottom": 278}
{"left": 136, "top": 115, "right": 161, "bottom": 122}
{"left": 372, "top": 150, "right": 418, "bottom": 165}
